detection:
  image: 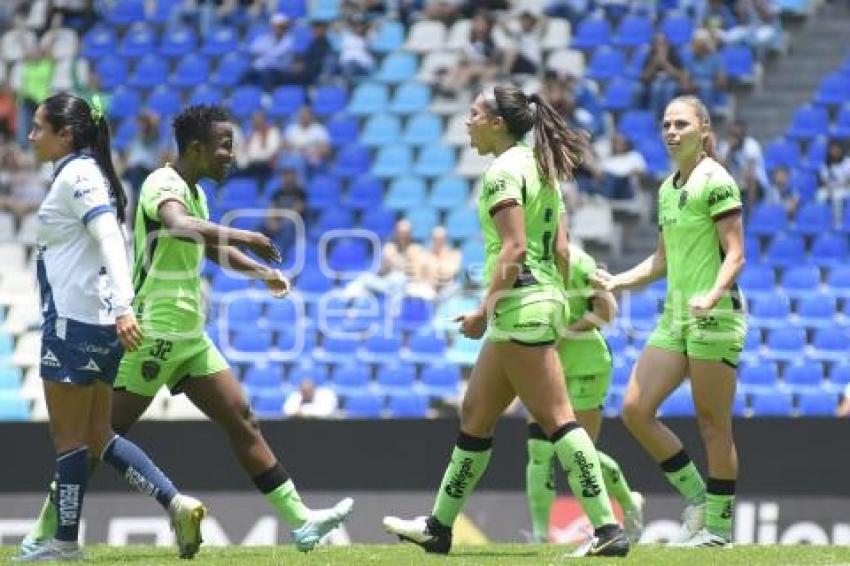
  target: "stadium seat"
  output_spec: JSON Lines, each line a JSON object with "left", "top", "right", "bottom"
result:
{"left": 612, "top": 15, "right": 652, "bottom": 47}
{"left": 294, "top": 267, "right": 334, "bottom": 300}
{"left": 325, "top": 114, "right": 359, "bottom": 149}
{"left": 232, "top": 329, "right": 273, "bottom": 353}
{"left": 830, "top": 105, "right": 850, "bottom": 139}
{"left": 618, "top": 110, "right": 655, "bottom": 144}
{"left": 661, "top": 14, "right": 694, "bottom": 46}
{"left": 622, "top": 293, "right": 658, "bottom": 333}
{"left": 95, "top": 55, "right": 129, "bottom": 89}
{"left": 311, "top": 85, "right": 348, "bottom": 116}
{"left": 210, "top": 52, "right": 250, "bottom": 87}
{"left": 414, "top": 146, "right": 456, "bottom": 178}
{"left": 372, "top": 146, "right": 413, "bottom": 178}
{"left": 107, "top": 87, "right": 141, "bottom": 120}
{"left": 738, "top": 264, "right": 775, "bottom": 300}
{"left": 266, "top": 299, "right": 300, "bottom": 330}
{"left": 586, "top": 47, "right": 626, "bottom": 81}
{"left": 796, "top": 390, "right": 838, "bottom": 416}
{"left": 361, "top": 209, "right": 397, "bottom": 240}
{"left": 374, "top": 52, "right": 418, "bottom": 83}
{"left": 445, "top": 209, "right": 480, "bottom": 240}
{"left": 814, "top": 72, "right": 850, "bottom": 107}
{"left": 212, "top": 272, "right": 254, "bottom": 294}
{"left": 793, "top": 203, "right": 832, "bottom": 236}
{"left": 147, "top": 85, "right": 181, "bottom": 117}
{"left": 344, "top": 392, "right": 383, "bottom": 418}
{"left": 625, "top": 45, "right": 649, "bottom": 80}
{"left": 389, "top": 82, "right": 431, "bottom": 115}
{"left": 800, "top": 137, "right": 828, "bottom": 173}
{"left": 571, "top": 17, "right": 612, "bottom": 49}
{"left": 764, "top": 234, "right": 805, "bottom": 268}
{"left": 244, "top": 363, "right": 285, "bottom": 390}
{"left": 829, "top": 363, "right": 850, "bottom": 389}
{"left": 809, "top": 328, "right": 849, "bottom": 362}
{"left": 160, "top": 26, "right": 198, "bottom": 58}
{"left": 405, "top": 20, "right": 447, "bottom": 53}
{"left": 327, "top": 238, "right": 372, "bottom": 273}
{"left": 345, "top": 175, "right": 384, "bottom": 210}
{"left": 81, "top": 25, "right": 117, "bottom": 59}
{"left": 229, "top": 86, "right": 263, "bottom": 120}
{"left": 314, "top": 336, "right": 359, "bottom": 364}
{"left": 429, "top": 176, "right": 469, "bottom": 210}
{"left": 764, "top": 328, "right": 806, "bottom": 362}
{"left": 0, "top": 365, "right": 20, "bottom": 390}
{"left": 105, "top": 0, "right": 145, "bottom": 25}
{"left": 268, "top": 86, "right": 306, "bottom": 118}
{"left": 0, "top": 393, "right": 29, "bottom": 421}
{"left": 311, "top": 208, "right": 354, "bottom": 236}
{"left": 789, "top": 168, "right": 818, "bottom": 202}
{"left": 810, "top": 233, "right": 847, "bottom": 268}
{"left": 170, "top": 54, "right": 209, "bottom": 88}
{"left": 331, "top": 364, "right": 371, "bottom": 397}
{"left": 309, "top": 0, "right": 340, "bottom": 20}
{"left": 252, "top": 390, "right": 285, "bottom": 417}
{"left": 796, "top": 293, "right": 837, "bottom": 329}
{"left": 407, "top": 208, "right": 439, "bottom": 241}
{"left": 637, "top": 138, "right": 670, "bottom": 178}
{"left": 787, "top": 105, "right": 830, "bottom": 141}
{"left": 827, "top": 266, "right": 850, "bottom": 298}
{"left": 403, "top": 113, "right": 442, "bottom": 146}
{"left": 226, "top": 296, "right": 263, "bottom": 326}
{"left": 370, "top": 20, "right": 405, "bottom": 53}
{"left": 748, "top": 203, "right": 788, "bottom": 236}
{"left": 447, "top": 334, "right": 481, "bottom": 366}
{"left": 781, "top": 265, "right": 822, "bottom": 299}
{"left": 347, "top": 82, "right": 389, "bottom": 116}
{"left": 750, "top": 390, "right": 793, "bottom": 417}
{"left": 188, "top": 84, "right": 224, "bottom": 106}
{"left": 201, "top": 25, "right": 238, "bottom": 57}
{"left": 306, "top": 175, "right": 342, "bottom": 209}
{"left": 720, "top": 45, "right": 755, "bottom": 83}
{"left": 419, "top": 363, "right": 460, "bottom": 398}
{"left": 384, "top": 176, "right": 426, "bottom": 210}
{"left": 119, "top": 23, "right": 157, "bottom": 57}
{"left": 600, "top": 79, "right": 638, "bottom": 112}
{"left": 387, "top": 393, "right": 430, "bottom": 418}
{"left": 375, "top": 364, "right": 415, "bottom": 394}
{"left": 740, "top": 330, "right": 763, "bottom": 364}
{"left": 276, "top": 326, "right": 317, "bottom": 357}
{"left": 784, "top": 361, "right": 825, "bottom": 391}
{"left": 331, "top": 145, "right": 370, "bottom": 177}
{"left": 288, "top": 361, "right": 330, "bottom": 386}
{"left": 361, "top": 114, "right": 402, "bottom": 147}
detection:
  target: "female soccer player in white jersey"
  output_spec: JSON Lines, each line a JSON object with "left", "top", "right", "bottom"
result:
{"left": 18, "top": 93, "right": 205, "bottom": 561}
{"left": 592, "top": 96, "right": 746, "bottom": 548}
{"left": 383, "top": 85, "right": 628, "bottom": 557}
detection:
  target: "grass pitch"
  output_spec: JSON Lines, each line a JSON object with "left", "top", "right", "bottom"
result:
{"left": 3, "top": 544, "right": 850, "bottom": 565}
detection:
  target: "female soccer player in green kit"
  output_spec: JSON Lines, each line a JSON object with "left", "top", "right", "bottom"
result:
{"left": 383, "top": 85, "right": 629, "bottom": 558}
{"left": 525, "top": 242, "right": 644, "bottom": 545}
{"left": 592, "top": 95, "right": 746, "bottom": 548}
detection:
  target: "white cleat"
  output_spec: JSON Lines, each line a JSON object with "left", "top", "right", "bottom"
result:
{"left": 383, "top": 515, "right": 452, "bottom": 554}
{"left": 12, "top": 540, "right": 83, "bottom": 562}
{"left": 673, "top": 502, "right": 705, "bottom": 543}
{"left": 623, "top": 491, "right": 645, "bottom": 545}
{"left": 292, "top": 497, "right": 354, "bottom": 552}
{"left": 169, "top": 494, "right": 206, "bottom": 559}
{"left": 668, "top": 527, "right": 732, "bottom": 548}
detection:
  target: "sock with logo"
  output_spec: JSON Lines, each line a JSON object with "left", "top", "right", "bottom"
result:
{"left": 705, "top": 478, "right": 735, "bottom": 539}
{"left": 526, "top": 423, "right": 556, "bottom": 541}
{"left": 54, "top": 447, "right": 89, "bottom": 542}
{"left": 660, "top": 449, "right": 706, "bottom": 505}
{"left": 254, "top": 463, "right": 310, "bottom": 527}
{"left": 551, "top": 423, "right": 617, "bottom": 529}
{"left": 102, "top": 435, "right": 178, "bottom": 509}
{"left": 597, "top": 451, "right": 636, "bottom": 512}
{"left": 431, "top": 432, "right": 493, "bottom": 528}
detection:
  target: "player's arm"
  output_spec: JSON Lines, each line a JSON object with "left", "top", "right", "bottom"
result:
{"left": 206, "top": 244, "right": 290, "bottom": 298}
{"left": 554, "top": 215, "right": 570, "bottom": 282}
{"left": 594, "top": 233, "right": 667, "bottom": 292}
{"left": 483, "top": 204, "right": 527, "bottom": 315}
{"left": 705, "top": 210, "right": 745, "bottom": 303}
{"left": 568, "top": 291, "right": 619, "bottom": 333}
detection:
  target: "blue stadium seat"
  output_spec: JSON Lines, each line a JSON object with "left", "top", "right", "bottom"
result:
{"left": 160, "top": 26, "right": 198, "bottom": 58}
{"left": 276, "top": 0, "right": 306, "bottom": 18}
{"left": 745, "top": 236, "right": 761, "bottom": 261}
{"left": 244, "top": 363, "right": 285, "bottom": 390}
{"left": 738, "top": 264, "right": 775, "bottom": 300}
{"left": 781, "top": 265, "right": 821, "bottom": 299}
{"left": 810, "top": 233, "right": 847, "bottom": 268}
{"left": 127, "top": 54, "right": 168, "bottom": 89}
{"left": 793, "top": 203, "right": 831, "bottom": 236}
{"left": 188, "top": 84, "right": 224, "bottom": 106}
{"left": 295, "top": 267, "right": 334, "bottom": 300}
{"left": 829, "top": 363, "right": 850, "bottom": 389}
{"left": 764, "top": 328, "right": 806, "bottom": 362}
{"left": 637, "top": 138, "right": 670, "bottom": 177}
{"left": 787, "top": 105, "right": 829, "bottom": 141}
{"left": 796, "top": 293, "right": 837, "bottom": 328}
{"left": 613, "top": 15, "right": 652, "bottom": 47}
{"left": 210, "top": 52, "right": 250, "bottom": 88}
{"left": 748, "top": 203, "right": 788, "bottom": 236}
{"left": 827, "top": 266, "right": 850, "bottom": 298}
{"left": 81, "top": 25, "right": 117, "bottom": 59}
{"left": 661, "top": 14, "right": 694, "bottom": 46}
{"left": 796, "top": 390, "right": 837, "bottom": 416}
{"left": 276, "top": 327, "right": 317, "bottom": 356}
{"left": 831, "top": 105, "right": 850, "bottom": 139}
{"left": 229, "top": 86, "right": 263, "bottom": 120}
{"left": 119, "top": 23, "right": 158, "bottom": 58}
{"left": 810, "top": 328, "right": 849, "bottom": 362}
{"left": 800, "top": 136, "right": 828, "bottom": 173}
{"left": 790, "top": 168, "right": 818, "bottom": 202}
{"left": 233, "top": 329, "right": 273, "bottom": 353}
{"left": 625, "top": 45, "right": 649, "bottom": 80}
{"left": 227, "top": 296, "right": 263, "bottom": 324}
{"left": 415, "top": 146, "right": 456, "bottom": 178}
{"left": 750, "top": 390, "right": 794, "bottom": 416}
{"left": 346, "top": 175, "right": 383, "bottom": 210}
{"left": 447, "top": 334, "right": 481, "bottom": 365}
{"left": 328, "top": 238, "right": 372, "bottom": 273}
{"left": 384, "top": 176, "right": 426, "bottom": 210}
{"left": 327, "top": 114, "right": 360, "bottom": 148}
{"left": 371, "top": 20, "right": 405, "bottom": 53}
{"left": 288, "top": 362, "right": 330, "bottom": 386}
{"left": 268, "top": 86, "right": 306, "bottom": 118}
{"left": 361, "top": 209, "right": 397, "bottom": 240}
{"left": 312, "top": 85, "right": 349, "bottom": 116}
{"left": 170, "top": 54, "right": 210, "bottom": 88}
{"left": 0, "top": 393, "right": 29, "bottom": 421}
{"left": 147, "top": 85, "right": 181, "bottom": 117}
{"left": 361, "top": 114, "right": 402, "bottom": 147}
{"left": 311, "top": 208, "right": 354, "bottom": 236}
{"left": 266, "top": 299, "right": 300, "bottom": 330}
{"left": 218, "top": 177, "right": 260, "bottom": 209}
{"left": 374, "top": 52, "right": 417, "bottom": 83}
{"left": 571, "top": 17, "right": 612, "bottom": 49}
{"left": 784, "top": 361, "right": 824, "bottom": 391}
{"left": 372, "top": 146, "right": 413, "bottom": 178}
{"left": 306, "top": 175, "right": 341, "bottom": 209}
{"left": 332, "top": 364, "right": 371, "bottom": 396}
{"left": 309, "top": 0, "right": 340, "bottom": 20}
{"left": 618, "top": 110, "right": 655, "bottom": 144}
{"left": 407, "top": 208, "right": 439, "bottom": 241}
{"left": 814, "top": 72, "right": 850, "bottom": 107}
{"left": 151, "top": 0, "right": 182, "bottom": 24}
{"left": 720, "top": 46, "right": 755, "bottom": 83}
{"left": 739, "top": 361, "right": 778, "bottom": 391}
{"left": 0, "top": 366, "right": 21, "bottom": 390}
{"left": 344, "top": 392, "right": 383, "bottom": 418}
{"left": 604, "top": 331, "right": 628, "bottom": 356}
{"left": 201, "top": 25, "right": 238, "bottom": 56}
{"left": 764, "top": 234, "right": 805, "bottom": 268}
{"left": 622, "top": 293, "right": 658, "bottom": 333}
{"left": 212, "top": 272, "right": 254, "bottom": 294}
{"left": 659, "top": 387, "right": 693, "bottom": 417}
{"left": 107, "top": 87, "right": 141, "bottom": 120}
{"left": 586, "top": 47, "right": 626, "bottom": 81}
{"left": 741, "top": 329, "right": 762, "bottom": 364}
{"left": 611, "top": 362, "right": 632, "bottom": 389}
{"left": 403, "top": 113, "right": 442, "bottom": 146}
{"left": 387, "top": 393, "right": 429, "bottom": 418}
{"left": 389, "top": 82, "right": 430, "bottom": 114}
{"left": 314, "top": 336, "right": 359, "bottom": 364}
{"left": 418, "top": 363, "right": 460, "bottom": 398}
{"left": 96, "top": 55, "right": 129, "bottom": 89}
{"left": 430, "top": 176, "right": 469, "bottom": 210}
{"left": 763, "top": 138, "right": 801, "bottom": 172}
{"left": 445, "top": 209, "right": 480, "bottom": 240}
{"left": 347, "top": 82, "right": 389, "bottom": 116}
{"left": 375, "top": 363, "right": 415, "bottom": 394}
{"left": 105, "top": 0, "right": 145, "bottom": 25}
{"left": 252, "top": 390, "right": 285, "bottom": 417}
{"left": 600, "top": 79, "right": 638, "bottom": 112}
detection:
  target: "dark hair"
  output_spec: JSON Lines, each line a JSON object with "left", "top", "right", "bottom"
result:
{"left": 41, "top": 92, "right": 127, "bottom": 222}
{"left": 667, "top": 95, "right": 718, "bottom": 160}
{"left": 483, "top": 84, "right": 588, "bottom": 187}
{"left": 172, "top": 104, "right": 231, "bottom": 156}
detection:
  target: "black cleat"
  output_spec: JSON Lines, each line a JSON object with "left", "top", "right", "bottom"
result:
{"left": 383, "top": 515, "right": 453, "bottom": 554}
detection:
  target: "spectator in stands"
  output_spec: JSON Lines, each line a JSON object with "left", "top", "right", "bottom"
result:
{"left": 682, "top": 29, "right": 726, "bottom": 110}
{"left": 256, "top": 210, "right": 297, "bottom": 258}
{"left": 543, "top": 0, "right": 591, "bottom": 26}
{"left": 580, "top": 132, "right": 648, "bottom": 199}
{"left": 48, "top": 0, "right": 97, "bottom": 34}
{"left": 422, "top": 0, "right": 464, "bottom": 25}
{"left": 717, "top": 120, "right": 769, "bottom": 209}
{"left": 641, "top": 33, "right": 689, "bottom": 118}
{"left": 122, "top": 111, "right": 167, "bottom": 195}
{"left": 245, "top": 12, "right": 295, "bottom": 90}
{"left": 299, "top": 20, "right": 337, "bottom": 86}
{"left": 436, "top": 11, "right": 501, "bottom": 98}
{"left": 338, "top": 15, "right": 375, "bottom": 80}
{"left": 498, "top": 10, "right": 545, "bottom": 76}
{"left": 282, "top": 106, "right": 330, "bottom": 170}
{"left": 1, "top": 6, "right": 37, "bottom": 64}
{"left": 284, "top": 378, "right": 338, "bottom": 419}
{"left": 420, "top": 226, "right": 462, "bottom": 299}
{"left": 760, "top": 165, "right": 798, "bottom": 215}
{"left": 0, "top": 81, "right": 17, "bottom": 140}
{"left": 270, "top": 166, "right": 307, "bottom": 218}
{"left": 17, "top": 45, "right": 56, "bottom": 149}
{"left": 817, "top": 139, "right": 850, "bottom": 204}
{"left": 703, "top": 0, "right": 738, "bottom": 35}
{"left": 0, "top": 143, "right": 46, "bottom": 220}
{"left": 719, "top": 0, "right": 783, "bottom": 58}
{"left": 838, "top": 383, "right": 850, "bottom": 417}
{"left": 239, "top": 111, "right": 281, "bottom": 180}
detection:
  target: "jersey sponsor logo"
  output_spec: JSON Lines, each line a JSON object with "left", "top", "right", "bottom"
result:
{"left": 484, "top": 176, "right": 509, "bottom": 198}
{"left": 78, "top": 358, "right": 102, "bottom": 372}
{"left": 444, "top": 457, "right": 475, "bottom": 498}
{"left": 41, "top": 349, "right": 61, "bottom": 368}
{"left": 573, "top": 450, "right": 602, "bottom": 498}
{"left": 707, "top": 185, "right": 737, "bottom": 207}
{"left": 141, "top": 360, "right": 161, "bottom": 381}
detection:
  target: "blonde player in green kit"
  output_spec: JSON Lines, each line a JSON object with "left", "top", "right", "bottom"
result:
{"left": 592, "top": 96, "right": 746, "bottom": 548}
{"left": 525, "top": 239, "right": 644, "bottom": 545}
{"left": 384, "top": 85, "right": 629, "bottom": 558}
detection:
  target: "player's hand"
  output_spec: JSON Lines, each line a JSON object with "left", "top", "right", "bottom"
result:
{"left": 116, "top": 313, "right": 143, "bottom": 351}
{"left": 245, "top": 232, "right": 282, "bottom": 264}
{"left": 265, "top": 268, "right": 291, "bottom": 299}
{"left": 453, "top": 307, "right": 487, "bottom": 340}
{"left": 589, "top": 269, "right": 619, "bottom": 292}
{"left": 688, "top": 293, "right": 720, "bottom": 318}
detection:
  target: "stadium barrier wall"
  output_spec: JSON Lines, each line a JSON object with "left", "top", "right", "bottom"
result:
{"left": 1, "top": 419, "right": 849, "bottom": 546}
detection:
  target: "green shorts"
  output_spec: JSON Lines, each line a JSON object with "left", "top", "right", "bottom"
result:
{"left": 488, "top": 289, "right": 569, "bottom": 346}
{"left": 564, "top": 368, "right": 612, "bottom": 411}
{"left": 647, "top": 312, "right": 747, "bottom": 366}
{"left": 557, "top": 335, "right": 613, "bottom": 411}
{"left": 114, "top": 333, "right": 229, "bottom": 397}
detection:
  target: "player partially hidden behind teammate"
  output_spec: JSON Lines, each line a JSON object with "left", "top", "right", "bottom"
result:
{"left": 526, "top": 240, "right": 644, "bottom": 546}
{"left": 21, "top": 104, "right": 352, "bottom": 556}
{"left": 383, "top": 85, "right": 629, "bottom": 557}
{"left": 592, "top": 95, "right": 746, "bottom": 548}
{"left": 18, "top": 93, "right": 205, "bottom": 562}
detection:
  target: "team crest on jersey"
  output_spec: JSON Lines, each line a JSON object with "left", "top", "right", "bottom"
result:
{"left": 141, "top": 360, "right": 160, "bottom": 381}
{"left": 678, "top": 190, "right": 689, "bottom": 209}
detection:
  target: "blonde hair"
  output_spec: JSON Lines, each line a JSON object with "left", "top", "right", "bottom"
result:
{"left": 667, "top": 95, "right": 717, "bottom": 159}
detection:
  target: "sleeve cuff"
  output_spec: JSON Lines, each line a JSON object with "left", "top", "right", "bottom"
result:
{"left": 82, "top": 205, "right": 113, "bottom": 225}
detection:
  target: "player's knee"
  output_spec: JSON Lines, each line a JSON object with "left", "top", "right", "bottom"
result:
{"left": 695, "top": 411, "right": 733, "bottom": 445}
{"left": 621, "top": 397, "right": 652, "bottom": 430}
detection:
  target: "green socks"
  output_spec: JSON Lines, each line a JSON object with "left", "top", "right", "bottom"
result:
{"left": 551, "top": 423, "right": 617, "bottom": 529}
{"left": 253, "top": 463, "right": 309, "bottom": 527}
{"left": 660, "top": 449, "right": 707, "bottom": 506}
{"left": 525, "top": 426, "right": 556, "bottom": 541}
{"left": 597, "top": 451, "right": 636, "bottom": 512}
{"left": 706, "top": 478, "right": 736, "bottom": 539}
{"left": 26, "top": 482, "right": 57, "bottom": 542}
{"left": 431, "top": 433, "right": 493, "bottom": 528}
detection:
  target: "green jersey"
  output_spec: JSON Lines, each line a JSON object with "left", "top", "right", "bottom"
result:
{"left": 559, "top": 245, "right": 612, "bottom": 376}
{"left": 132, "top": 166, "right": 208, "bottom": 334}
{"left": 657, "top": 157, "right": 744, "bottom": 321}
{"left": 478, "top": 142, "right": 561, "bottom": 295}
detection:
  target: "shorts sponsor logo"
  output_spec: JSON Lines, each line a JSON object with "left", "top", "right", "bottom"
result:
{"left": 41, "top": 349, "right": 61, "bottom": 368}
{"left": 141, "top": 360, "right": 161, "bottom": 381}
{"left": 444, "top": 457, "right": 475, "bottom": 499}
{"left": 573, "top": 451, "right": 602, "bottom": 498}
{"left": 83, "top": 343, "right": 111, "bottom": 355}
{"left": 512, "top": 321, "right": 544, "bottom": 329}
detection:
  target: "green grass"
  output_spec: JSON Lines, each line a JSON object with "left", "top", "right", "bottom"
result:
{"left": 3, "top": 544, "right": 850, "bottom": 565}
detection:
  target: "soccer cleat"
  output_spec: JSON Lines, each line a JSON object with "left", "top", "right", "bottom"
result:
{"left": 169, "top": 494, "right": 206, "bottom": 559}
{"left": 292, "top": 497, "right": 354, "bottom": 552}
{"left": 19, "top": 483, "right": 58, "bottom": 557}
{"left": 673, "top": 502, "right": 706, "bottom": 543}
{"left": 12, "top": 540, "right": 83, "bottom": 562}
{"left": 383, "top": 515, "right": 452, "bottom": 554}
{"left": 567, "top": 525, "right": 630, "bottom": 558}
{"left": 623, "top": 491, "right": 645, "bottom": 545}
{"left": 668, "top": 527, "right": 732, "bottom": 548}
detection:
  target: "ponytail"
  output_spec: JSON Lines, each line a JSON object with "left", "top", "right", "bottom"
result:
{"left": 527, "top": 92, "right": 588, "bottom": 187}
{"left": 89, "top": 110, "right": 127, "bottom": 223}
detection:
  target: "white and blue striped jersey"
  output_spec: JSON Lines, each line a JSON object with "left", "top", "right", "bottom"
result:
{"left": 36, "top": 153, "right": 126, "bottom": 325}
